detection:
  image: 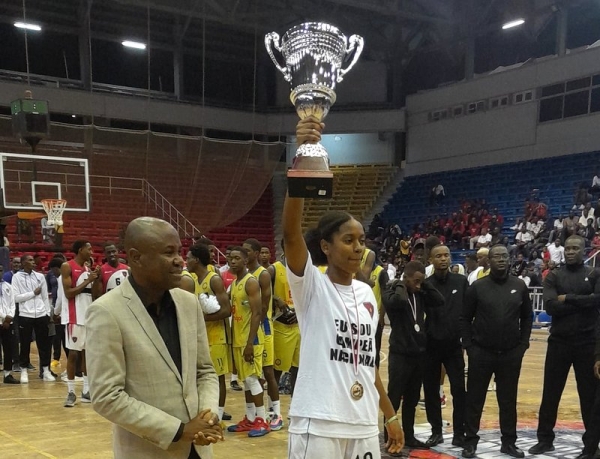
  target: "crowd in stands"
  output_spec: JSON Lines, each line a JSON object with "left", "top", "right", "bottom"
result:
{"left": 368, "top": 191, "right": 600, "bottom": 285}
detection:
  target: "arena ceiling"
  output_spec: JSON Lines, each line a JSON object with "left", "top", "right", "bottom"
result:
{"left": 0, "top": 0, "right": 599, "bottom": 101}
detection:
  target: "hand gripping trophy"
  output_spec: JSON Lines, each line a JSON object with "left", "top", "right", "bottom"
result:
{"left": 265, "top": 22, "right": 364, "bottom": 198}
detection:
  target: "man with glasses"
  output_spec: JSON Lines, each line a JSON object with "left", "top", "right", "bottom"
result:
{"left": 460, "top": 245, "right": 533, "bottom": 458}
{"left": 529, "top": 235, "right": 600, "bottom": 458}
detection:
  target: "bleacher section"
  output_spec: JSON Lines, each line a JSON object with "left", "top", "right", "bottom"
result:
{"left": 0, "top": 139, "right": 276, "bottom": 260}
{"left": 381, "top": 150, "right": 600, "bottom": 234}
{"left": 302, "top": 165, "right": 397, "bottom": 230}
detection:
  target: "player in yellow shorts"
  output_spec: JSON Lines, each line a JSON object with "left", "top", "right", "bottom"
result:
{"left": 226, "top": 246, "right": 270, "bottom": 437}
{"left": 243, "top": 238, "right": 283, "bottom": 431}
{"left": 181, "top": 243, "right": 232, "bottom": 423}
{"left": 268, "top": 241, "right": 301, "bottom": 396}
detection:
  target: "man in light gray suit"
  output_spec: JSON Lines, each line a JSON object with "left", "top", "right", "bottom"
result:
{"left": 86, "top": 217, "right": 221, "bottom": 459}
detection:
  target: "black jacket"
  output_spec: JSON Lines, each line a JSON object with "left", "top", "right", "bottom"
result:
{"left": 543, "top": 263, "right": 600, "bottom": 344}
{"left": 425, "top": 271, "right": 469, "bottom": 346}
{"left": 461, "top": 273, "right": 533, "bottom": 352}
{"left": 383, "top": 278, "right": 444, "bottom": 356}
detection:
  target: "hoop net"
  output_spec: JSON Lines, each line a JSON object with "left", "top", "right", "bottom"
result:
{"left": 41, "top": 199, "right": 67, "bottom": 227}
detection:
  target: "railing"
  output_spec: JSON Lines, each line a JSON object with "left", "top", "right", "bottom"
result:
{"left": 2, "top": 167, "right": 226, "bottom": 262}
{"left": 529, "top": 286, "right": 544, "bottom": 312}
{"left": 585, "top": 250, "right": 600, "bottom": 267}
{"left": 142, "top": 180, "right": 201, "bottom": 239}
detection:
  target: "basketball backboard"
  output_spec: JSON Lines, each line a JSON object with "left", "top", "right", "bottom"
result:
{"left": 0, "top": 152, "right": 90, "bottom": 212}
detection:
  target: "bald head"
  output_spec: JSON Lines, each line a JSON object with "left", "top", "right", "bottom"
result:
{"left": 125, "top": 217, "right": 177, "bottom": 251}
{"left": 125, "top": 217, "right": 183, "bottom": 291}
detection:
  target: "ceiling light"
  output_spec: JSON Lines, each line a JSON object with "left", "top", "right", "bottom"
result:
{"left": 71, "top": 115, "right": 76, "bottom": 118}
{"left": 14, "top": 22, "right": 42, "bottom": 31}
{"left": 334, "top": 135, "right": 342, "bottom": 141}
{"left": 502, "top": 18, "right": 525, "bottom": 30}
{"left": 122, "top": 40, "right": 146, "bottom": 50}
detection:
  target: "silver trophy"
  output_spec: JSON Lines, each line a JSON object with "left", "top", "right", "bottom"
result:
{"left": 265, "top": 22, "right": 364, "bottom": 198}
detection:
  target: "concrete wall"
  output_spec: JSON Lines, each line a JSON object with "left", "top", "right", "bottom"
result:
{"left": 405, "top": 45, "right": 600, "bottom": 176}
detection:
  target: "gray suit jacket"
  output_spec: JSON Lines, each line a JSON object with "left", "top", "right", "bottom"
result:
{"left": 85, "top": 278, "right": 219, "bottom": 459}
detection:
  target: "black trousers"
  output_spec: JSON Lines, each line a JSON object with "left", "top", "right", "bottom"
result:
{"left": 11, "top": 304, "right": 20, "bottom": 366}
{"left": 52, "top": 323, "right": 68, "bottom": 361}
{"left": 0, "top": 323, "right": 16, "bottom": 371}
{"left": 188, "top": 445, "right": 201, "bottom": 458}
{"left": 582, "top": 382, "right": 600, "bottom": 454}
{"left": 387, "top": 352, "right": 423, "bottom": 440}
{"left": 464, "top": 344, "right": 524, "bottom": 447}
{"left": 536, "top": 338, "right": 597, "bottom": 444}
{"left": 19, "top": 316, "right": 51, "bottom": 369}
{"left": 424, "top": 341, "right": 466, "bottom": 436}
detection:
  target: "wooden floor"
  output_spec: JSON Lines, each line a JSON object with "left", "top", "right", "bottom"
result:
{"left": 0, "top": 328, "right": 585, "bottom": 458}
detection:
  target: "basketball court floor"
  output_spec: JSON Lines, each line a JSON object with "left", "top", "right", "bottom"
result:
{"left": 0, "top": 328, "right": 588, "bottom": 458}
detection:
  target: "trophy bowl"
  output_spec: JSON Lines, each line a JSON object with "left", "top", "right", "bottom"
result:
{"left": 266, "top": 22, "right": 364, "bottom": 198}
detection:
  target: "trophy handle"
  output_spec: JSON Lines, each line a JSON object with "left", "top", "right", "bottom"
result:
{"left": 265, "top": 32, "right": 292, "bottom": 82}
{"left": 338, "top": 34, "right": 364, "bottom": 82}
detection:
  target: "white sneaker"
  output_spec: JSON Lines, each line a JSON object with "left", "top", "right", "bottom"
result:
{"left": 43, "top": 371, "right": 56, "bottom": 382}
{"left": 20, "top": 369, "right": 28, "bottom": 384}
{"left": 60, "top": 371, "right": 68, "bottom": 382}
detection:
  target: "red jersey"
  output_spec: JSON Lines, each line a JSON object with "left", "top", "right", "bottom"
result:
{"left": 67, "top": 260, "right": 92, "bottom": 325}
{"left": 100, "top": 262, "right": 129, "bottom": 294}
{"left": 221, "top": 269, "right": 236, "bottom": 290}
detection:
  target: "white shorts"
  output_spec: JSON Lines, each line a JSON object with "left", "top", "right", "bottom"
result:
{"left": 66, "top": 324, "right": 86, "bottom": 351}
{"left": 288, "top": 433, "right": 381, "bottom": 459}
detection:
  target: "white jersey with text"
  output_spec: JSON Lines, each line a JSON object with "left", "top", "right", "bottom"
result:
{"left": 287, "top": 254, "right": 379, "bottom": 439}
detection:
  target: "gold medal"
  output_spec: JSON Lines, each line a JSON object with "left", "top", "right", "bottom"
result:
{"left": 350, "top": 381, "right": 364, "bottom": 400}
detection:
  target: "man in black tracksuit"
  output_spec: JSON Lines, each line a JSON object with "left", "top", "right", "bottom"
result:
{"left": 383, "top": 260, "right": 444, "bottom": 449}
{"left": 580, "top": 326, "right": 600, "bottom": 459}
{"left": 460, "top": 245, "right": 533, "bottom": 459}
{"left": 423, "top": 244, "right": 468, "bottom": 448}
{"left": 529, "top": 235, "right": 600, "bottom": 458}
{"left": 577, "top": 324, "right": 600, "bottom": 459}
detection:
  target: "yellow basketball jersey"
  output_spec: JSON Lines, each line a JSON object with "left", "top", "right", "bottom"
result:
{"left": 370, "top": 264, "right": 384, "bottom": 314}
{"left": 198, "top": 271, "right": 229, "bottom": 345}
{"left": 360, "top": 248, "right": 373, "bottom": 270}
{"left": 208, "top": 264, "right": 217, "bottom": 273}
{"left": 317, "top": 265, "right": 328, "bottom": 273}
{"left": 477, "top": 267, "right": 490, "bottom": 279}
{"left": 273, "top": 261, "right": 293, "bottom": 307}
{"left": 231, "top": 273, "right": 263, "bottom": 347}
{"left": 183, "top": 270, "right": 229, "bottom": 345}
{"left": 251, "top": 265, "right": 273, "bottom": 321}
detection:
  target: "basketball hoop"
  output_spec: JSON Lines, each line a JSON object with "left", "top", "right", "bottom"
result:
{"left": 41, "top": 199, "right": 67, "bottom": 227}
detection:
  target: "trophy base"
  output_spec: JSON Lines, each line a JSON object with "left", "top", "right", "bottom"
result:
{"left": 287, "top": 169, "right": 333, "bottom": 199}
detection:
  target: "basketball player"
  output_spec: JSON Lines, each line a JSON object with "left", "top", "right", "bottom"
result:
{"left": 226, "top": 246, "right": 270, "bottom": 437}
{"left": 243, "top": 238, "right": 283, "bottom": 431}
{"left": 355, "top": 245, "right": 376, "bottom": 287}
{"left": 259, "top": 246, "right": 271, "bottom": 269}
{"left": 181, "top": 243, "right": 232, "bottom": 423}
{"left": 197, "top": 237, "right": 220, "bottom": 271}
{"left": 369, "top": 253, "right": 389, "bottom": 368}
{"left": 61, "top": 240, "right": 100, "bottom": 407}
{"left": 219, "top": 246, "right": 236, "bottom": 291}
{"left": 92, "top": 243, "right": 129, "bottom": 300}
{"left": 268, "top": 240, "right": 300, "bottom": 395}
